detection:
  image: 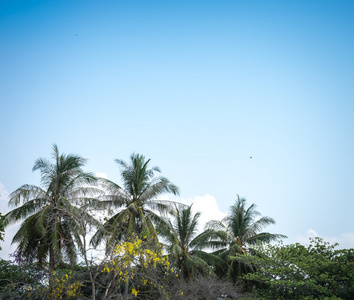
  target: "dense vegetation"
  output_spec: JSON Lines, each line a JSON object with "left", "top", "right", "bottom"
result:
{"left": 1, "top": 145, "right": 353, "bottom": 299}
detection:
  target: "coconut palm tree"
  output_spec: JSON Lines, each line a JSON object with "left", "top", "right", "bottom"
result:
{"left": 206, "top": 195, "right": 287, "bottom": 279}
{"left": 4, "top": 145, "right": 100, "bottom": 274}
{"left": 158, "top": 204, "right": 224, "bottom": 280}
{"left": 91, "top": 153, "right": 180, "bottom": 251}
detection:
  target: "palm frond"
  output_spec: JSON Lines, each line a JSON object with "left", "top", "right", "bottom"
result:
{"left": 188, "top": 255, "right": 216, "bottom": 276}
{"left": 140, "top": 177, "right": 180, "bottom": 201}
{"left": 8, "top": 185, "right": 48, "bottom": 208}
{"left": 244, "top": 216, "right": 276, "bottom": 241}
{"left": 7, "top": 145, "right": 101, "bottom": 269}
{"left": 94, "top": 153, "right": 179, "bottom": 250}
{"left": 247, "top": 232, "right": 288, "bottom": 244}
{"left": 194, "top": 250, "right": 225, "bottom": 268}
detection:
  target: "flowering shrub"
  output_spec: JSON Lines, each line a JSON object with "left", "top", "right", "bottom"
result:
{"left": 0, "top": 259, "right": 82, "bottom": 300}
{"left": 42, "top": 271, "right": 82, "bottom": 299}
{"left": 102, "top": 235, "right": 179, "bottom": 299}
{"left": 0, "top": 253, "right": 45, "bottom": 299}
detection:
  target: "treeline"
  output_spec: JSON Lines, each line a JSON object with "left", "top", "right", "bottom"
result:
{"left": 0, "top": 145, "right": 353, "bottom": 299}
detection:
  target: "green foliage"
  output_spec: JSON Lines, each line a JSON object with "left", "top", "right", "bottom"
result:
{"left": 4, "top": 144, "right": 101, "bottom": 268}
{"left": 158, "top": 204, "right": 224, "bottom": 280}
{"left": 0, "top": 259, "right": 88, "bottom": 300}
{"left": 92, "top": 153, "right": 180, "bottom": 251}
{"left": 235, "top": 237, "right": 354, "bottom": 299}
{"left": 0, "top": 258, "right": 44, "bottom": 299}
{"left": 206, "top": 195, "right": 287, "bottom": 280}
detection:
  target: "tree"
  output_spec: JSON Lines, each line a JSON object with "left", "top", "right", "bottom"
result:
{"left": 237, "top": 238, "right": 354, "bottom": 299}
{"left": 99, "top": 235, "right": 177, "bottom": 300}
{"left": 206, "top": 195, "right": 287, "bottom": 279}
{"left": 91, "top": 153, "right": 179, "bottom": 251}
{"left": 158, "top": 204, "right": 224, "bottom": 280}
{"left": 4, "top": 145, "right": 101, "bottom": 291}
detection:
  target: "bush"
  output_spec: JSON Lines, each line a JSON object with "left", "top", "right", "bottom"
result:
{"left": 235, "top": 238, "right": 354, "bottom": 299}
{"left": 0, "top": 258, "right": 44, "bottom": 299}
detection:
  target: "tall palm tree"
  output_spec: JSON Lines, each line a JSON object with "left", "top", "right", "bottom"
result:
{"left": 91, "top": 153, "right": 180, "bottom": 251}
{"left": 206, "top": 195, "right": 287, "bottom": 279}
{"left": 4, "top": 145, "right": 100, "bottom": 273}
{"left": 158, "top": 204, "right": 224, "bottom": 280}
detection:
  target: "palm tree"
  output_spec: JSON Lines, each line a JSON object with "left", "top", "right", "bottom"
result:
{"left": 91, "top": 153, "right": 180, "bottom": 251}
{"left": 4, "top": 145, "right": 100, "bottom": 276}
{"left": 206, "top": 195, "right": 287, "bottom": 279}
{"left": 158, "top": 204, "right": 224, "bottom": 280}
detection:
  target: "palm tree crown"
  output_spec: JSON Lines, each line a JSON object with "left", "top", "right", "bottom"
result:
{"left": 91, "top": 153, "right": 180, "bottom": 251}
{"left": 4, "top": 145, "right": 99, "bottom": 267}
{"left": 207, "top": 195, "right": 287, "bottom": 253}
{"left": 158, "top": 204, "right": 224, "bottom": 280}
{"left": 206, "top": 195, "right": 287, "bottom": 278}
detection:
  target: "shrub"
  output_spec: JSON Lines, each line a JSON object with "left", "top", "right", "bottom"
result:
{"left": 234, "top": 238, "right": 354, "bottom": 299}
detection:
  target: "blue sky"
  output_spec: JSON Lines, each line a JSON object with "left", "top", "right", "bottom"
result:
{"left": 1, "top": 0, "right": 354, "bottom": 257}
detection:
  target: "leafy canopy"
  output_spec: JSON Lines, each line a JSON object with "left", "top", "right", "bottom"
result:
{"left": 237, "top": 237, "right": 354, "bottom": 299}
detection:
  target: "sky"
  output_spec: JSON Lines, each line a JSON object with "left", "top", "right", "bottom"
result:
{"left": 1, "top": 0, "right": 354, "bottom": 258}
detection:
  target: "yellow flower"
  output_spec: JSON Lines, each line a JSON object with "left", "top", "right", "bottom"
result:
{"left": 132, "top": 288, "right": 138, "bottom": 297}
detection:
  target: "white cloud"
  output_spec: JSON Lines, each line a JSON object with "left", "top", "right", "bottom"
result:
{"left": 295, "top": 229, "right": 354, "bottom": 249}
{"left": 180, "top": 194, "right": 227, "bottom": 232}
{"left": 95, "top": 172, "right": 108, "bottom": 179}
{"left": 157, "top": 194, "right": 227, "bottom": 233}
